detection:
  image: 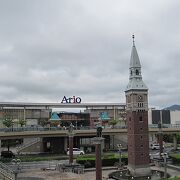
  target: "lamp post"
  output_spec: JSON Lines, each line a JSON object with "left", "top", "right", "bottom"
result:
{"left": 68, "top": 123, "right": 74, "bottom": 165}
{"left": 117, "top": 144, "right": 122, "bottom": 167}
{"left": 161, "top": 153, "right": 168, "bottom": 178}
{"left": 92, "top": 125, "right": 104, "bottom": 180}
{"left": 12, "top": 158, "right": 21, "bottom": 180}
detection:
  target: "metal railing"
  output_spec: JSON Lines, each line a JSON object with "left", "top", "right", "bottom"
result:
{"left": 149, "top": 124, "right": 180, "bottom": 128}
{"left": 0, "top": 162, "right": 15, "bottom": 180}
{"left": 0, "top": 124, "right": 180, "bottom": 133}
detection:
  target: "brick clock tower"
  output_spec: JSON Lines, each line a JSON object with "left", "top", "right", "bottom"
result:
{"left": 125, "top": 35, "right": 151, "bottom": 177}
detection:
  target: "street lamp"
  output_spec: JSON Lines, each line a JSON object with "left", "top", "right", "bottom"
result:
{"left": 68, "top": 123, "right": 75, "bottom": 165}
{"left": 92, "top": 125, "right": 104, "bottom": 180}
{"left": 161, "top": 152, "right": 168, "bottom": 178}
{"left": 12, "top": 158, "right": 21, "bottom": 180}
{"left": 117, "top": 144, "right": 122, "bottom": 167}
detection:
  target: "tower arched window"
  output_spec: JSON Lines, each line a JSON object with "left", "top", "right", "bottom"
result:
{"left": 136, "top": 69, "right": 139, "bottom": 75}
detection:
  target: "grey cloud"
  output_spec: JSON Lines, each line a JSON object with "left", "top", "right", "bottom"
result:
{"left": 0, "top": 0, "right": 179, "bottom": 108}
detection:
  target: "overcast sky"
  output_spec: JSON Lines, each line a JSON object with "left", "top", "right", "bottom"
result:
{"left": 0, "top": 0, "right": 180, "bottom": 109}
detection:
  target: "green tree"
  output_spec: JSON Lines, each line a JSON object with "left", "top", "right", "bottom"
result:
{"left": 18, "top": 119, "right": 26, "bottom": 127}
{"left": 2, "top": 113, "right": 14, "bottom": 151}
{"left": 3, "top": 117, "right": 13, "bottom": 128}
{"left": 109, "top": 119, "right": 119, "bottom": 128}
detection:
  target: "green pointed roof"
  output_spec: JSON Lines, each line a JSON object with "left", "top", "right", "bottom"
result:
{"left": 50, "top": 112, "right": 60, "bottom": 121}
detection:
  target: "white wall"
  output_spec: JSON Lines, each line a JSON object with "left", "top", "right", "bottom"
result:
{"left": 170, "top": 111, "right": 180, "bottom": 124}
{"left": 148, "top": 108, "right": 153, "bottom": 124}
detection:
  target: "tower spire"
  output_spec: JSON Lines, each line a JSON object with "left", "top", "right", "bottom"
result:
{"left": 126, "top": 36, "right": 148, "bottom": 91}
{"left": 132, "top": 34, "right": 135, "bottom": 46}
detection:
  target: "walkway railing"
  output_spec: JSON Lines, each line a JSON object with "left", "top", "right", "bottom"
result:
{"left": 149, "top": 124, "right": 180, "bottom": 128}
{"left": 0, "top": 124, "right": 180, "bottom": 133}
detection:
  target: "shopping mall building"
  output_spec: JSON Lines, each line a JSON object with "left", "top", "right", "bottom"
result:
{"left": 0, "top": 102, "right": 179, "bottom": 154}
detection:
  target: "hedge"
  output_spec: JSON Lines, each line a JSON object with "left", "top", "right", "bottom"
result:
{"left": 169, "top": 154, "right": 180, "bottom": 165}
{"left": 76, "top": 154, "right": 128, "bottom": 168}
{"left": 164, "top": 178, "right": 180, "bottom": 180}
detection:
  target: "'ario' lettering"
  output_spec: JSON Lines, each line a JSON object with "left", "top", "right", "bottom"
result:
{"left": 61, "top": 96, "right": 81, "bottom": 104}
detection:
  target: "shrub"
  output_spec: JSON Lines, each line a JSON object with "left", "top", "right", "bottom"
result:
{"left": 169, "top": 154, "right": 180, "bottom": 165}
{"left": 76, "top": 153, "right": 128, "bottom": 168}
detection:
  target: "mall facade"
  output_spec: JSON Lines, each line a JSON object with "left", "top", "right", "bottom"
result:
{"left": 0, "top": 103, "right": 126, "bottom": 153}
{"left": 0, "top": 102, "right": 179, "bottom": 154}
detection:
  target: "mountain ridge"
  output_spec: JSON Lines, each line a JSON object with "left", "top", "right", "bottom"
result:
{"left": 163, "top": 104, "right": 180, "bottom": 110}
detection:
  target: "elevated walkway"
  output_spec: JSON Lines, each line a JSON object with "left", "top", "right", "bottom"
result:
{"left": 1, "top": 126, "right": 180, "bottom": 140}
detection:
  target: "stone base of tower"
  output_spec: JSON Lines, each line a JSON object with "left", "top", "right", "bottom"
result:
{"left": 128, "top": 164, "right": 151, "bottom": 177}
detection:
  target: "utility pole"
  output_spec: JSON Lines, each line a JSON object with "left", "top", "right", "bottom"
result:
{"left": 158, "top": 111, "right": 163, "bottom": 159}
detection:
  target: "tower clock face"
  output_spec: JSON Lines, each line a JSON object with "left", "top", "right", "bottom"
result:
{"left": 138, "top": 95, "right": 143, "bottom": 101}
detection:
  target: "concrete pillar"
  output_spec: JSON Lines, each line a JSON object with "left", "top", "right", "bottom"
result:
{"left": 64, "top": 137, "right": 68, "bottom": 152}
{"left": 158, "top": 122, "right": 163, "bottom": 158}
{"left": 110, "top": 135, "right": 115, "bottom": 149}
{"left": 158, "top": 131, "right": 163, "bottom": 158}
{"left": 173, "top": 134, "right": 177, "bottom": 150}
{"left": 150, "top": 133, "right": 156, "bottom": 142}
{"left": 40, "top": 138, "right": 44, "bottom": 152}
{"left": 101, "top": 138, "right": 105, "bottom": 153}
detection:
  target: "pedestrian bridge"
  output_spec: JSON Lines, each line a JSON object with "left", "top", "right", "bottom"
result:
{"left": 0, "top": 125, "right": 180, "bottom": 139}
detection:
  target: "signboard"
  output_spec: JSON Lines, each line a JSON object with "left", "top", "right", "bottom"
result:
{"left": 99, "top": 112, "right": 110, "bottom": 121}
